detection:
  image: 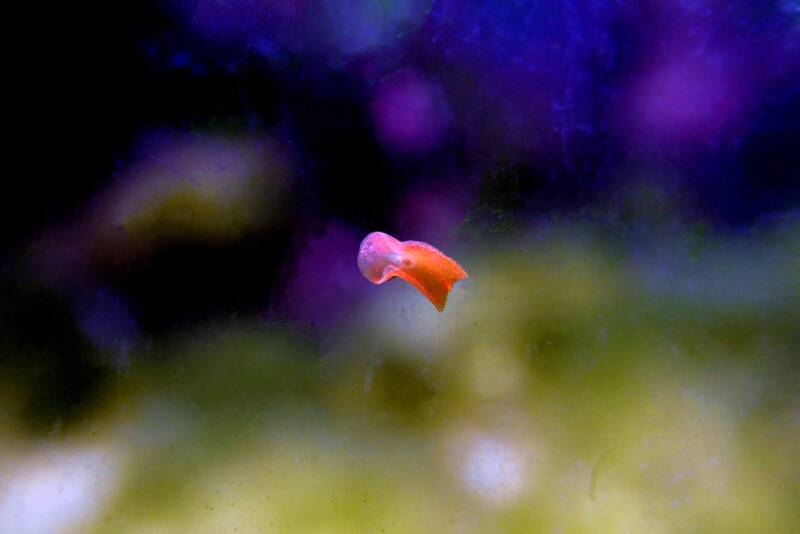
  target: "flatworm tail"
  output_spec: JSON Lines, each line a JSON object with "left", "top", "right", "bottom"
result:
{"left": 396, "top": 241, "right": 468, "bottom": 311}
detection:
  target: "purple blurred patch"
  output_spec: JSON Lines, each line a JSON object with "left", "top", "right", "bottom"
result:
{"left": 394, "top": 185, "right": 468, "bottom": 245}
{"left": 620, "top": 48, "right": 752, "bottom": 147}
{"left": 421, "top": 0, "right": 604, "bottom": 161}
{"left": 74, "top": 287, "right": 139, "bottom": 368}
{"left": 370, "top": 69, "right": 451, "bottom": 153}
{"left": 169, "top": 0, "right": 428, "bottom": 64}
{"left": 314, "top": 0, "right": 430, "bottom": 57}
{"left": 172, "top": 0, "right": 306, "bottom": 42}
{"left": 282, "top": 224, "right": 368, "bottom": 329}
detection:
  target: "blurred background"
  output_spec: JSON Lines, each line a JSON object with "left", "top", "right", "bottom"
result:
{"left": 2, "top": 1, "right": 799, "bottom": 532}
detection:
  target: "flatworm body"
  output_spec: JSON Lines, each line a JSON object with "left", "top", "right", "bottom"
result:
{"left": 357, "top": 231, "right": 468, "bottom": 311}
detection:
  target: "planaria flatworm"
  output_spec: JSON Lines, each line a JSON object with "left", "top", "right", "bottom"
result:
{"left": 357, "top": 231, "right": 468, "bottom": 311}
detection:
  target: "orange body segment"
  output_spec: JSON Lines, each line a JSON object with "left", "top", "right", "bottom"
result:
{"left": 357, "top": 232, "right": 468, "bottom": 311}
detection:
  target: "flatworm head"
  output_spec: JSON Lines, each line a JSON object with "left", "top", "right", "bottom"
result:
{"left": 357, "top": 231, "right": 406, "bottom": 284}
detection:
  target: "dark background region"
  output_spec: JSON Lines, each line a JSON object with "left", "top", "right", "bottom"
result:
{"left": 3, "top": 0, "right": 800, "bottom": 432}
{"left": 12, "top": 1, "right": 799, "bottom": 250}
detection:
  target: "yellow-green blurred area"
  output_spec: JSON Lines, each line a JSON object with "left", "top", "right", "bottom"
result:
{"left": 112, "top": 135, "right": 289, "bottom": 245}
{"left": 26, "top": 133, "right": 291, "bottom": 288}
{"left": 1, "top": 223, "right": 799, "bottom": 534}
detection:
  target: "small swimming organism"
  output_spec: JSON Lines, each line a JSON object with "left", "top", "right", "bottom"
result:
{"left": 357, "top": 231, "right": 468, "bottom": 311}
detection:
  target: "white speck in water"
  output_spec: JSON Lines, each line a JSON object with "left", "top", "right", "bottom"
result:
{"left": 460, "top": 435, "right": 527, "bottom": 505}
{"left": 0, "top": 446, "right": 122, "bottom": 534}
